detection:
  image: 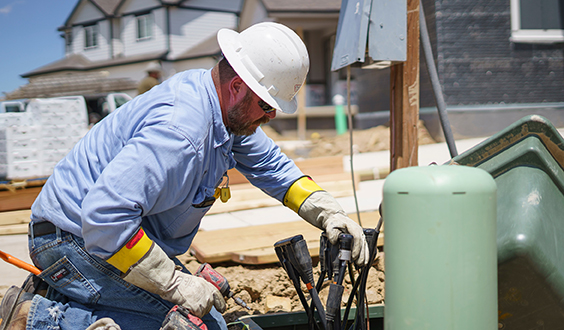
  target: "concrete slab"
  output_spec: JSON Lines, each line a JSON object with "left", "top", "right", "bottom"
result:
{"left": 200, "top": 213, "right": 251, "bottom": 231}
{"left": 228, "top": 206, "right": 301, "bottom": 226}
{"left": 0, "top": 234, "right": 32, "bottom": 296}
{"left": 342, "top": 136, "right": 490, "bottom": 175}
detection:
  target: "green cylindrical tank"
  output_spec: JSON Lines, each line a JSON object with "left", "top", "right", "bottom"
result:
{"left": 383, "top": 165, "right": 497, "bottom": 330}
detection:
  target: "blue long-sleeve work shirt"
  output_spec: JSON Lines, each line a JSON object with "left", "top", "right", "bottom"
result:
{"left": 31, "top": 69, "right": 303, "bottom": 259}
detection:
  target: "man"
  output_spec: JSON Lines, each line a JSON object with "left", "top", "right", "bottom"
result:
{"left": 0, "top": 22, "right": 368, "bottom": 330}
{"left": 137, "top": 62, "right": 162, "bottom": 95}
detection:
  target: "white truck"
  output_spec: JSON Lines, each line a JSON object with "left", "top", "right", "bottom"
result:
{"left": 0, "top": 93, "right": 131, "bottom": 180}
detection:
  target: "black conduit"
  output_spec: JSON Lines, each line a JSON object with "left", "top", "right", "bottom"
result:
{"left": 419, "top": 0, "right": 458, "bottom": 158}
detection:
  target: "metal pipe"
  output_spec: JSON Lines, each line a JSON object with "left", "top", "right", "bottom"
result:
{"left": 419, "top": 0, "right": 458, "bottom": 158}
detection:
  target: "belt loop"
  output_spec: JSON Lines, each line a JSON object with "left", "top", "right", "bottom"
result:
{"left": 29, "top": 223, "right": 35, "bottom": 248}
{"left": 56, "top": 226, "right": 62, "bottom": 242}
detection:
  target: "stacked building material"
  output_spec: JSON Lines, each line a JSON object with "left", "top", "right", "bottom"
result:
{"left": 0, "top": 97, "right": 89, "bottom": 180}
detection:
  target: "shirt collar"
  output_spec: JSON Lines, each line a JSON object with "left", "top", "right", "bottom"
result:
{"left": 203, "top": 69, "right": 232, "bottom": 148}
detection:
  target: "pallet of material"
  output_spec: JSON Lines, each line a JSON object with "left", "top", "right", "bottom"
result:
{"left": 189, "top": 211, "right": 383, "bottom": 265}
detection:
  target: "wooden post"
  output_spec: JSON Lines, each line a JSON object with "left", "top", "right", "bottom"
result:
{"left": 390, "top": 0, "right": 420, "bottom": 171}
{"left": 296, "top": 27, "right": 307, "bottom": 141}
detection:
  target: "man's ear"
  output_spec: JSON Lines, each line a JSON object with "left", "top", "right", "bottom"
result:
{"left": 228, "top": 76, "right": 247, "bottom": 103}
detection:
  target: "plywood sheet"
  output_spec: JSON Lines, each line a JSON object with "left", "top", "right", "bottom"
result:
{"left": 0, "top": 210, "right": 32, "bottom": 227}
{"left": 0, "top": 187, "right": 41, "bottom": 212}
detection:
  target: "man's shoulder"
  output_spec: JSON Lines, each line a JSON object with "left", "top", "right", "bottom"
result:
{"left": 167, "top": 70, "right": 218, "bottom": 146}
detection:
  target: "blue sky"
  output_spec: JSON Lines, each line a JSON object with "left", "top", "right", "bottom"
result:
{"left": 0, "top": 0, "right": 77, "bottom": 99}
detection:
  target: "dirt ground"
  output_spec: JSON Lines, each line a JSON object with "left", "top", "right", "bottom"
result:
{"left": 261, "top": 120, "right": 436, "bottom": 159}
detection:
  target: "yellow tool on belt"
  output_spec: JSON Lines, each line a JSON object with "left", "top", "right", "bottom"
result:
{"left": 213, "top": 174, "right": 231, "bottom": 203}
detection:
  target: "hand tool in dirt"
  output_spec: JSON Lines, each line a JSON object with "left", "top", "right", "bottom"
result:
{"left": 160, "top": 305, "right": 208, "bottom": 330}
{"left": 195, "top": 263, "right": 251, "bottom": 310}
{"left": 275, "top": 235, "right": 327, "bottom": 330}
{"left": 0, "top": 250, "right": 41, "bottom": 275}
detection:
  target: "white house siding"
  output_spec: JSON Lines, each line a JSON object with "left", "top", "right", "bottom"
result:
{"left": 71, "top": 0, "right": 105, "bottom": 24}
{"left": 180, "top": 0, "right": 243, "bottom": 13}
{"left": 120, "top": 0, "right": 159, "bottom": 14}
{"left": 81, "top": 20, "right": 111, "bottom": 62}
{"left": 168, "top": 10, "right": 237, "bottom": 59}
{"left": 172, "top": 58, "right": 218, "bottom": 75}
{"left": 121, "top": 8, "right": 167, "bottom": 58}
{"left": 68, "top": 25, "right": 82, "bottom": 56}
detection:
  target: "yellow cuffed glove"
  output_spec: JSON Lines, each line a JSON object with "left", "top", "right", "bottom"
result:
{"left": 283, "top": 176, "right": 369, "bottom": 266}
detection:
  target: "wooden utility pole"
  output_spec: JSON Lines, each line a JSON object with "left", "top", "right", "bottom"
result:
{"left": 390, "top": 0, "right": 420, "bottom": 171}
{"left": 296, "top": 27, "right": 307, "bottom": 141}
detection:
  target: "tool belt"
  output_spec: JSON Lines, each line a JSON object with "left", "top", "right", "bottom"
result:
{"left": 28, "top": 221, "right": 58, "bottom": 238}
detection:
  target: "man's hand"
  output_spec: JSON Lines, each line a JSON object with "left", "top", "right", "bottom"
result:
{"left": 106, "top": 228, "right": 226, "bottom": 318}
{"left": 123, "top": 244, "right": 226, "bottom": 318}
{"left": 298, "top": 191, "right": 370, "bottom": 266}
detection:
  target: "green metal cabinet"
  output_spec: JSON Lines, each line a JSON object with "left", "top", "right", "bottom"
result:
{"left": 453, "top": 115, "right": 564, "bottom": 328}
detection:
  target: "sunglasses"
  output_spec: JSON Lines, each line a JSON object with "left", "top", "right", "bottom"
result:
{"left": 258, "top": 99, "right": 276, "bottom": 114}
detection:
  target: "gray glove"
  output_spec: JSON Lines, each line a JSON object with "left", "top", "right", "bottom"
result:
{"left": 122, "top": 243, "right": 226, "bottom": 318}
{"left": 298, "top": 191, "right": 370, "bottom": 266}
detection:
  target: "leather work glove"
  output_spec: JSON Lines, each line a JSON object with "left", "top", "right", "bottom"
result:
{"left": 106, "top": 228, "right": 226, "bottom": 318}
{"left": 284, "top": 176, "right": 370, "bottom": 266}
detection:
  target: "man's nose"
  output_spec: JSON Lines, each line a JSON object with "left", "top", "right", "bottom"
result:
{"left": 266, "top": 110, "right": 277, "bottom": 119}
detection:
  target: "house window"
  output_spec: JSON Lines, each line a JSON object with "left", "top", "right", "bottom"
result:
{"left": 510, "top": 0, "right": 564, "bottom": 43}
{"left": 137, "top": 13, "right": 153, "bottom": 40}
{"left": 65, "top": 31, "right": 72, "bottom": 53}
{"left": 84, "top": 24, "right": 98, "bottom": 49}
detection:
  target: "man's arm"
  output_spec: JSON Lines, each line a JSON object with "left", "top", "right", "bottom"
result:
{"left": 232, "top": 128, "right": 369, "bottom": 265}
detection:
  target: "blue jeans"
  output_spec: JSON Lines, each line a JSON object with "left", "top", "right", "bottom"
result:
{"left": 27, "top": 224, "right": 227, "bottom": 330}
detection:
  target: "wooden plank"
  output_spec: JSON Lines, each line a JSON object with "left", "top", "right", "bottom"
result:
{"left": 232, "top": 241, "right": 321, "bottom": 265}
{"left": 390, "top": 0, "right": 420, "bottom": 171}
{"left": 0, "top": 223, "right": 28, "bottom": 236}
{"left": 207, "top": 178, "right": 357, "bottom": 215}
{"left": 226, "top": 155, "right": 345, "bottom": 185}
{"left": 0, "top": 210, "right": 32, "bottom": 226}
{"left": 0, "top": 187, "right": 42, "bottom": 212}
{"left": 231, "top": 235, "right": 384, "bottom": 265}
{"left": 190, "top": 211, "right": 382, "bottom": 264}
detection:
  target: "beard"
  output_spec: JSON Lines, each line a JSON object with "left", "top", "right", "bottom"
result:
{"left": 227, "top": 91, "right": 271, "bottom": 136}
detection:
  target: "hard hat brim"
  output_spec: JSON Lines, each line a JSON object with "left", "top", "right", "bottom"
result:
{"left": 217, "top": 28, "right": 298, "bottom": 114}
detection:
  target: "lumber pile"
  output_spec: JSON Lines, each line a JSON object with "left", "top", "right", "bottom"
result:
{"left": 0, "top": 210, "right": 32, "bottom": 235}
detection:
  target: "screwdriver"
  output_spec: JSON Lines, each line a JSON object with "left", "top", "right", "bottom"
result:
{"left": 195, "top": 263, "right": 251, "bottom": 310}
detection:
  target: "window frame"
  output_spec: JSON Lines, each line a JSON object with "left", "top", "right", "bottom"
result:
{"left": 136, "top": 13, "right": 153, "bottom": 41}
{"left": 84, "top": 24, "right": 99, "bottom": 49}
{"left": 510, "top": 0, "right": 564, "bottom": 44}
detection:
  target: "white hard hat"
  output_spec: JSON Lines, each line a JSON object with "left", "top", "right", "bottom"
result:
{"left": 217, "top": 22, "right": 310, "bottom": 114}
{"left": 145, "top": 61, "right": 162, "bottom": 73}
